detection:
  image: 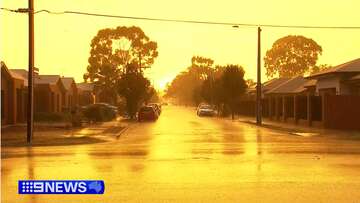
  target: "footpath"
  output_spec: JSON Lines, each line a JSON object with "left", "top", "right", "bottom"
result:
{"left": 237, "top": 115, "right": 360, "bottom": 138}
{"left": 1, "top": 118, "right": 129, "bottom": 147}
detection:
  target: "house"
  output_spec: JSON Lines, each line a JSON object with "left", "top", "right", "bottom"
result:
{"left": 1, "top": 63, "right": 27, "bottom": 125}
{"left": 60, "top": 77, "right": 78, "bottom": 111}
{"left": 9, "top": 69, "right": 67, "bottom": 113}
{"left": 34, "top": 75, "right": 66, "bottom": 113}
{"left": 77, "top": 82, "right": 96, "bottom": 106}
{"left": 238, "top": 78, "right": 291, "bottom": 116}
{"left": 307, "top": 58, "right": 360, "bottom": 95}
{"left": 264, "top": 76, "right": 322, "bottom": 126}
{"left": 254, "top": 58, "right": 360, "bottom": 130}
{"left": 306, "top": 58, "right": 360, "bottom": 130}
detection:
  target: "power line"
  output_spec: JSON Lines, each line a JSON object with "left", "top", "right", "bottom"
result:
{"left": 1, "top": 7, "right": 360, "bottom": 29}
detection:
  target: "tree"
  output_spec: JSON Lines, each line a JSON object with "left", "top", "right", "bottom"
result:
{"left": 264, "top": 35, "right": 322, "bottom": 78}
{"left": 84, "top": 26, "right": 158, "bottom": 103}
{"left": 221, "top": 65, "right": 247, "bottom": 120}
{"left": 117, "top": 64, "right": 152, "bottom": 119}
{"left": 200, "top": 65, "right": 225, "bottom": 106}
{"left": 164, "top": 56, "right": 214, "bottom": 105}
{"left": 189, "top": 56, "right": 214, "bottom": 80}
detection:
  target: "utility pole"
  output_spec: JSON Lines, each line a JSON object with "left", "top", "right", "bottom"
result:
{"left": 27, "top": 0, "right": 34, "bottom": 144}
{"left": 256, "top": 27, "right": 262, "bottom": 125}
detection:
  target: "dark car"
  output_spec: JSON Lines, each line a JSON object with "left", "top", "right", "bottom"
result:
{"left": 138, "top": 106, "right": 158, "bottom": 121}
{"left": 81, "top": 103, "right": 117, "bottom": 122}
{"left": 96, "top": 103, "right": 118, "bottom": 114}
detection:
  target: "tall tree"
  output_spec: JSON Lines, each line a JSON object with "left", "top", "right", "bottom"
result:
{"left": 221, "top": 65, "right": 247, "bottom": 120}
{"left": 189, "top": 56, "right": 214, "bottom": 80}
{"left": 84, "top": 26, "right": 158, "bottom": 102}
{"left": 264, "top": 35, "right": 322, "bottom": 78}
{"left": 165, "top": 56, "right": 214, "bottom": 105}
{"left": 117, "top": 64, "right": 152, "bottom": 119}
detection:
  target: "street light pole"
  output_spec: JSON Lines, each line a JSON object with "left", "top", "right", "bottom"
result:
{"left": 256, "top": 27, "right": 262, "bottom": 125}
{"left": 27, "top": 0, "right": 34, "bottom": 144}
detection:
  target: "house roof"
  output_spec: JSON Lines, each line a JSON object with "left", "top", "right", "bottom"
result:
{"left": 262, "top": 78, "right": 291, "bottom": 92}
{"left": 303, "top": 79, "right": 317, "bottom": 87}
{"left": 77, "top": 82, "right": 94, "bottom": 91}
{"left": 6, "top": 69, "right": 28, "bottom": 86}
{"left": 308, "top": 58, "right": 360, "bottom": 78}
{"left": 266, "top": 76, "right": 310, "bottom": 94}
{"left": 35, "top": 75, "right": 61, "bottom": 85}
{"left": 60, "top": 77, "right": 76, "bottom": 90}
{"left": 248, "top": 78, "right": 291, "bottom": 93}
{"left": 9, "top": 69, "right": 29, "bottom": 78}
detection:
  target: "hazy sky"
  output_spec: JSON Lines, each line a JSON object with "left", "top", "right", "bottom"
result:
{"left": 1, "top": 0, "right": 360, "bottom": 90}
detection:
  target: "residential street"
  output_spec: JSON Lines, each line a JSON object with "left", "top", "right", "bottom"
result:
{"left": 2, "top": 105, "right": 360, "bottom": 203}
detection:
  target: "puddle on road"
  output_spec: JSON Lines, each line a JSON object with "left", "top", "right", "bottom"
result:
{"left": 291, "top": 132, "right": 320, "bottom": 137}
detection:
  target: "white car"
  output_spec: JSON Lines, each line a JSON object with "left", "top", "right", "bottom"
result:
{"left": 197, "top": 104, "right": 215, "bottom": 117}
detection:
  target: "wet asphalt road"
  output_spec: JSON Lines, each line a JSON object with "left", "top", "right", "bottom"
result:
{"left": 2, "top": 106, "right": 360, "bottom": 203}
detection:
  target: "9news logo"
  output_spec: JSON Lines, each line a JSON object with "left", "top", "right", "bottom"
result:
{"left": 18, "top": 180, "right": 105, "bottom": 194}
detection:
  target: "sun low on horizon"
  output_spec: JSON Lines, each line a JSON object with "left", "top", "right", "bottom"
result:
{"left": 1, "top": 0, "right": 360, "bottom": 91}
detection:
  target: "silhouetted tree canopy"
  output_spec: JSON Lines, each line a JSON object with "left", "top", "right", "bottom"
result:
{"left": 165, "top": 57, "right": 247, "bottom": 119}
{"left": 84, "top": 26, "right": 158, "bottom": 103}
{"left": 165, "top": 56, "right": 214, "bottom": 105}
{"left": 117, "top": 64, "right": 151, "bottom": 119}
{"left": 221, "top": 65, "right": 247, "bottom": 119}
{"left": 264, "top": 35, "right": 322, "bottom": 78}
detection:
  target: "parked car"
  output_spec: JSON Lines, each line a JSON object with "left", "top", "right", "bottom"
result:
{"left": 81, "top": 103, "right": 117, "bottom": 122}
{"left": 138, "top": 106, "right": 158, "bottom": 121}
{"left": 148, "top": 103, "right": 161, "bottom": 115}
{"left": 197, "top": 104, "right": 215, "bottom": 117}
{"left": 96, "top": 103, "right": 118, "bottom": 115}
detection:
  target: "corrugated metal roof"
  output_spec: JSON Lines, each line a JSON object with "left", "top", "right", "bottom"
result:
{"left": 35, "top": 75, "right": 60, "bottom": 85}
{"left": 303, "top": 79, "right": 317, "bottom": 87}
{"left": 308, "top": 58, "right": 360, "bottom": 78}
{"left": 263, "top": 78, "right": 291, "bottom": 92}
{"left": 266, "top": 76, "right": 309, "bottom": 94}
{"left": 248, "top": 78, "right": 291, "bottom": 93}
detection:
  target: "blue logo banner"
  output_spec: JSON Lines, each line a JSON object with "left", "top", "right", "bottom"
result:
{"left": 18, "top": 180, "right": 105, "bottom": 194}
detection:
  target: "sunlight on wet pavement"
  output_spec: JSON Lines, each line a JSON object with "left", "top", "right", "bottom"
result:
{"left": 2, "top": 106, "right": 360, "bottom": 202}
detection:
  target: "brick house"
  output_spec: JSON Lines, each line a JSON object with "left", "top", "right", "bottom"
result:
{"left": 77, "top": 82, "right": 96, "bottom": 106}
{"left": 34, "top": 75, "right": 66, "bottom": 113}
{"left": 60, "top": 77, "right": 78, "bottom": 111}
{"left": 1, "top": 63, "right": 27, "bottom": 125}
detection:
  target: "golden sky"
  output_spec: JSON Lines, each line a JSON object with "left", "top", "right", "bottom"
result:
{"left": 1, "top": 0, "right": 360, "bottom": 90}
